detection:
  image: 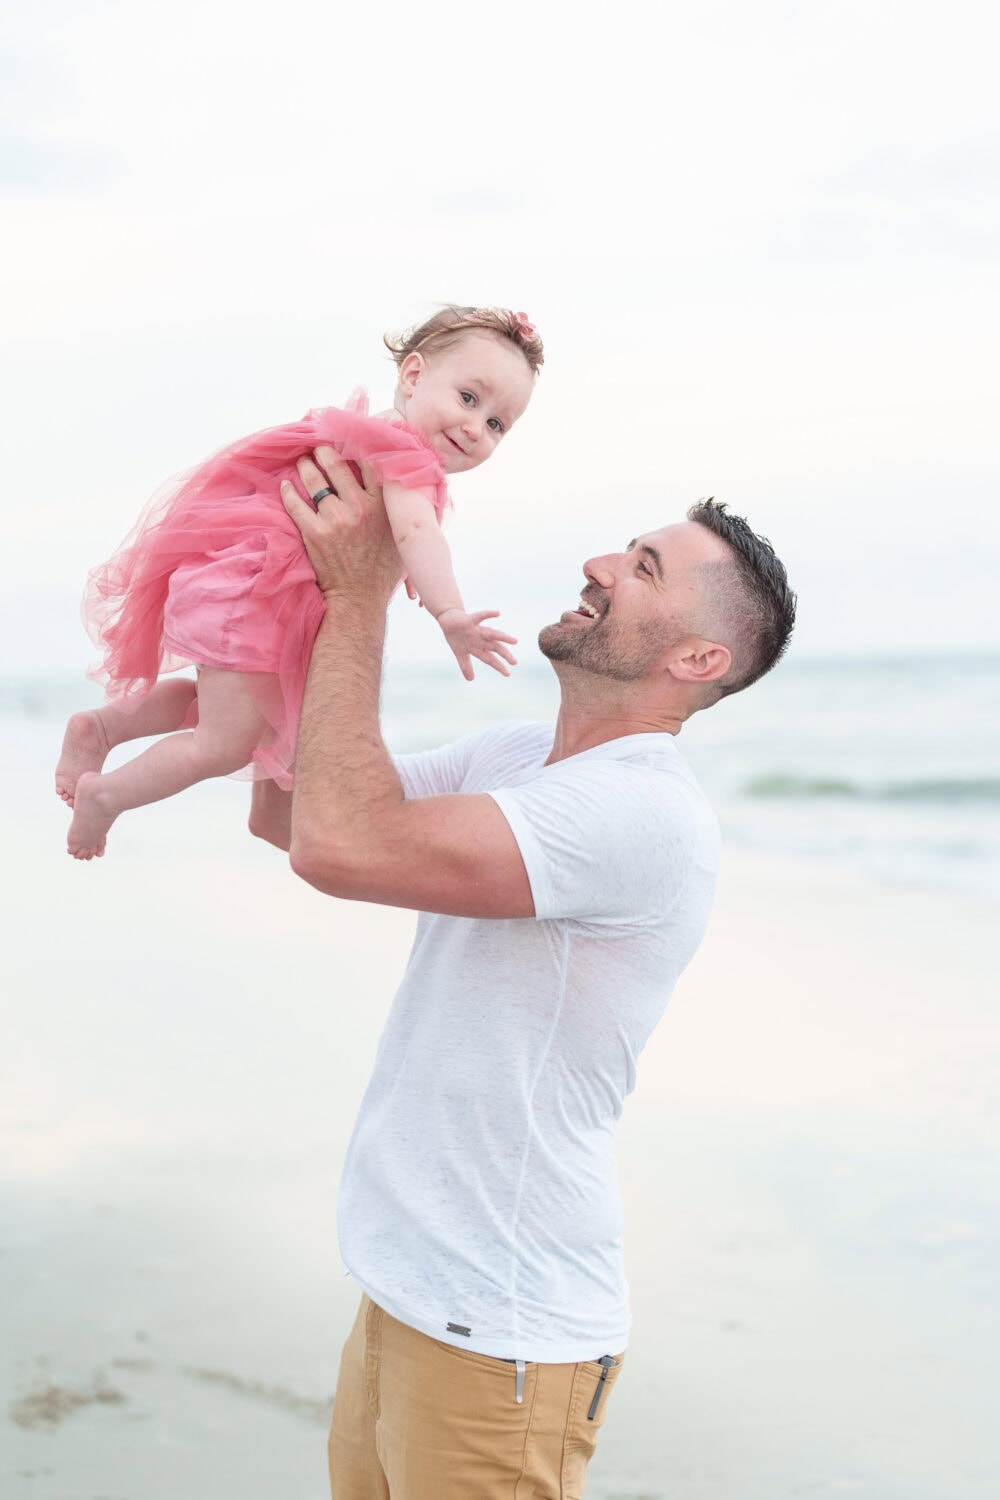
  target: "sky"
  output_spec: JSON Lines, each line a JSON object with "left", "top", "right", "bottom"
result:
{"left": 2, "top": 0, "right": 998, "bottom": 677}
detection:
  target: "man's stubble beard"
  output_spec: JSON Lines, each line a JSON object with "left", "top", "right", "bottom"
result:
{"left": 538, "top": 614, "right": 676, "bottom": 684}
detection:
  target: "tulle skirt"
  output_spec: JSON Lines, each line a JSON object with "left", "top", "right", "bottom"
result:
{"left": 83, "top": 395, "right": 448, "bottom": 788}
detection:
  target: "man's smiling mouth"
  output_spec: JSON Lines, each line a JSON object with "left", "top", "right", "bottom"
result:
{"left": 571, "top": 594, "right": 609, "bottom": 621}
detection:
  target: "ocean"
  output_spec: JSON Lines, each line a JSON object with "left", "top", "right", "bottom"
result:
{"left": 7, "top": 652, "right": 1000, "bottom": 904}
{"left": 382, "top": 651, "right": 1000, "bottom": 905}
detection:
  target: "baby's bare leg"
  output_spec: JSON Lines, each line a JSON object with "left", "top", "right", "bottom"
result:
{"left": 67, "top": 669, "right": 271, "bottom": 860}
{"left": 248, "top": 777, "right": 293, "bottom": 851}
{"left": 56, "top": 678, "right": 198, "bottom": 806}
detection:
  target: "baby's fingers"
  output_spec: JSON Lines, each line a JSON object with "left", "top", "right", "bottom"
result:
{"left": 471, "top": 635, "right": 517, "bottom": 673}
{"left": 469, "top": 610, "right": 518, "bottom": 647}
{"left": 478, "top": 628, "right": 518, "bottom": 647}
{"left": 475, "top": 634, "right": 517, "bottom": 664}
{"left": 481, "top": 651, "right": 513, "bottom": 677}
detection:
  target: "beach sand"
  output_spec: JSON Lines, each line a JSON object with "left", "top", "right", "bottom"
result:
{"left": 3, "top": 748, "right": 998, "bottom": 1499}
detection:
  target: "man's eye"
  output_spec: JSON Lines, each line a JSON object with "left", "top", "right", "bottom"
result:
{"left": 460, "top": 390, "right": 476, "bottom": 406}
{"left": 487, "top": 417, "right": 504, "bottom": 434}
{"left": 637, "top": 562, "right": 651, "bottom": 577}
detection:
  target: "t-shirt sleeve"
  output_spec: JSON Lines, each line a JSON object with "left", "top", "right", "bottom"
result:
{"left": 393, "top": 728, "right": 498, "bottom": 800}
{"left": 488, "top": 761, "right": 700, "bottom": 928}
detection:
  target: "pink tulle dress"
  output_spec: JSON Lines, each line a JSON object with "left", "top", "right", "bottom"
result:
{"left": 84, "top": 393, "right": 449, "bottom": 788}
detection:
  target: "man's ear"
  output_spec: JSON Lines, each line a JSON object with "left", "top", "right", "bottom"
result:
{"left": 398, "top": 352, "right": 425, "bottom": 395}
{"left": 668, "top": 639, "right": 732, "bottom": 685}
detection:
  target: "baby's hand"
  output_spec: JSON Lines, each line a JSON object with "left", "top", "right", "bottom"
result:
{"left": 436, "top": 608, "right": 518, "bottom": 681}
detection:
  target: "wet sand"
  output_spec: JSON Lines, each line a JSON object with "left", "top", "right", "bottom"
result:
{"left": 3, "top": 752, "right": 998, "bottom": 1498}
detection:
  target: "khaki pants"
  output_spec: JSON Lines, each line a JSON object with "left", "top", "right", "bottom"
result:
{"left": 328, "top": 1295, "right": 625, "bottom": 1499}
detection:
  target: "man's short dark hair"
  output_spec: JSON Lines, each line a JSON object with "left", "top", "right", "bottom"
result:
{"left": 687, "top": 498, "right": 796, "bottom": 697}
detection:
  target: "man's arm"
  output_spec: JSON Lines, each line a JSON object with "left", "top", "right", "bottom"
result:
{"left": 279, "top": 450, "right": 535, "bottom": 920}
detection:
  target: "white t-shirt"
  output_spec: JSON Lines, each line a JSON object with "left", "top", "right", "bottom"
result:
{"left": 338, "top": 720, "right": 720, "bottom": 1362}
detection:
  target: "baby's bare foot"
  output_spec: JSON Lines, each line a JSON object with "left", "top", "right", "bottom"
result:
{"left": 56, "top": 712, "right": 112, "bottom": 807}
{"left": 67, "top": 772, "right": 116, "bottom": 860}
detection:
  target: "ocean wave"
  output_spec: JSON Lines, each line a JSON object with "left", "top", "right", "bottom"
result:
{"left": 745, "top": 774, "right": 1000, "bottom": 805}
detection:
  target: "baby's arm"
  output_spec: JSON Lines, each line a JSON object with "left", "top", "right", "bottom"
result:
{"left": 383, "top": 482, "right": 517, "bottom": 681}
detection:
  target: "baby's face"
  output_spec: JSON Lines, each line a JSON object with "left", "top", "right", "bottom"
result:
{"left": 397, "top": 331, "right": 535, "bottom": 475}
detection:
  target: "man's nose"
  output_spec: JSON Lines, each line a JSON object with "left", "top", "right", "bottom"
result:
{"left": 583, "top": 555, "right": 616, "bottom": 588}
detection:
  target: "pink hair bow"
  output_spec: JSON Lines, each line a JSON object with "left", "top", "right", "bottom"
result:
{"left": 509, "top": 310, "right": 537, "bottom": 341}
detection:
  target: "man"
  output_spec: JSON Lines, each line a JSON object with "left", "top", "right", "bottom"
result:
{"left": 250, "top": 446, "right": 796, "bottom": 1498}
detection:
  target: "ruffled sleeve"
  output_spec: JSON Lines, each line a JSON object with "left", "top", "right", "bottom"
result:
{"left": 311, "top": 392, "right": 451, "bottom": 522}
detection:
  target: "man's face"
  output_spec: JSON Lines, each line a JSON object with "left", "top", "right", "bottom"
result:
{"left": 539, "top": 523, "right": 723, "bottom": 681}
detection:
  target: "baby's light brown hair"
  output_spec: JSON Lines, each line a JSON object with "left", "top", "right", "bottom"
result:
{"left": 385, "top": 305, "right": 544, "bottom": 377}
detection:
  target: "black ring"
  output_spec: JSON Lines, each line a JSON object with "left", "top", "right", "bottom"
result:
{"left": 311, "top": 486, "right": 335, "bottom": 505}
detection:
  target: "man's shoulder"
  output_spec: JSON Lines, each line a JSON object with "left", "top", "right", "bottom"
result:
{"left": 547, "top": 732, "right": 707, "bottom": 795}
{"left": 486, "top": 731, "right": 721, "bottom": 924}
{"left": 491, "top": 730, "right": 716, "bottom": 823}
{"left": 440, "top": 724, "right": 716, "bottom": 837}
{"left": 531, "top": 734, "right": 720, "bottom": 849}
{"left": 458, "top": 719, "right": 554, "bottom": 780}
{"left": 478, "top": 718, "right": 554, "bottom": 751}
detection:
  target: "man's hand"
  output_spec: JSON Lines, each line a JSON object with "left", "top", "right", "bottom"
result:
{"left": 436, "top": 607, "right": 518, "bottom": 680}
{"left": 280, "top": 446, "right": 402, "bottom": 605}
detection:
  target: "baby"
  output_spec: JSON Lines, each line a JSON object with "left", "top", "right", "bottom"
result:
{"left": 56, "top": 304, "right": 543, "bottom": 859}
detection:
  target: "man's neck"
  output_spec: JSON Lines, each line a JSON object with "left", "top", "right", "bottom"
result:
{"left": 544, "top": 668, "right": 687, "bottom": 764}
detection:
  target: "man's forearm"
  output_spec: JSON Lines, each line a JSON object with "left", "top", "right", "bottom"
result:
{"left": 289, "top": 591, "right": 404, "bottom": 888}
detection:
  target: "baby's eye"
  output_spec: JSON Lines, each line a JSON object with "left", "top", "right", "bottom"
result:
{"left": 487, "top": 417, "right": 504, "bottom": 434}
{"left": 460, "top": 390, "right": 476, "bottom": 406}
